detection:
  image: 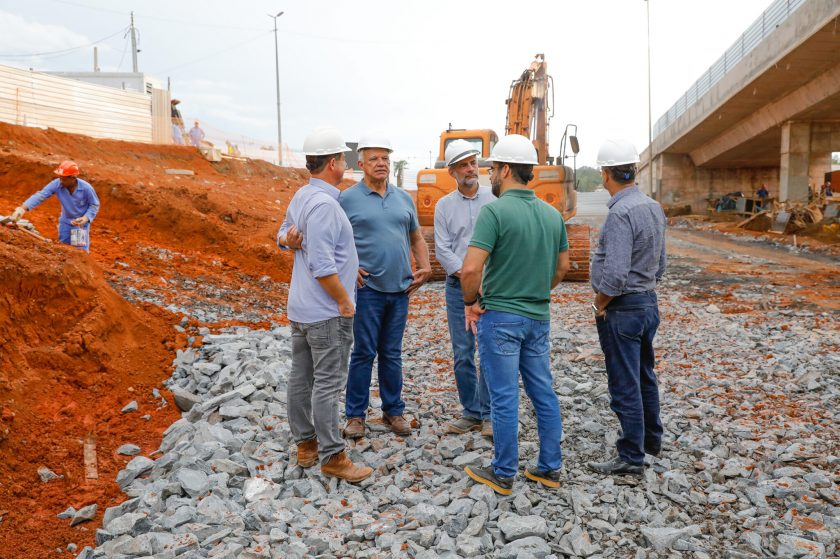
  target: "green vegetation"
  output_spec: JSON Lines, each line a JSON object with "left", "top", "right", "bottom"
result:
{"left": 574, "top": 166, "right": 603, "bottom": 192}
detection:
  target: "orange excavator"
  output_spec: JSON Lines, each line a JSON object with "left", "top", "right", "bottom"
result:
{"left": 415, "top": 54, "right": 590, "bottom": 281}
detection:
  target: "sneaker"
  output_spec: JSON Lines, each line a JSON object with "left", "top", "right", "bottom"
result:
{"left": 481, "top": 419, "right": 493, "bottom": 439}
{"left": 343, "top": 417, "right": 366, "bottom": 439}
{"left": 445, "top": 417, "right": 482, "bottom": 434}
{"left": 296, "top": 438, "right": 318, "bottom": 468}
{"left": 464, "top": 465, "right": 513, "bottom": 496}
{"left": 382, "top": 414, "right": 411, "bottom": 436}
{"left": 320, "top": 451, "right": 373, "bottom": 483}
{"left": 524, "top": 466, "right": 561, "bottom": 489}
{"left": 587, "top": 456, "right": 644, "bottom": 477}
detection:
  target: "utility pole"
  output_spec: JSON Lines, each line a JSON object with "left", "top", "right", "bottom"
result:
{"left": 130, "top": 11, "right": 139, "bottom": 73}
{"left": 269, "top": 11, "right": 285, "bottom": 167}
{"left": 645, "top": 0, "right": 654, "bottom": 198}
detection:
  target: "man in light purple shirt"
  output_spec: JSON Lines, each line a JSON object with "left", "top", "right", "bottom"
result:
{"left": 277, "top": 128, "right": 372, "bottom": 484}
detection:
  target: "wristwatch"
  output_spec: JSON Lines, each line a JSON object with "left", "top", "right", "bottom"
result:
{"left": 465, "top": 297, "right": 478, "bottom": 306}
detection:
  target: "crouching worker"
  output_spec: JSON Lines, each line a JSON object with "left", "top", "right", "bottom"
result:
{"left": 277, "top": 128, "right": 373, "bottom": 483}
{"left": 10, "top": 160, "right": 99, "bottom": 252}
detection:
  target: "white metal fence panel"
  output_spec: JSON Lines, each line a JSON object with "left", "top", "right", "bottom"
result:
{"left": 0, "top": 64, "right": 152, "bottom": 143}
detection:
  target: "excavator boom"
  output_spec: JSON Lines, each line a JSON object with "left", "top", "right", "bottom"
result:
{"left": 505, "top": 53, "right": 552, "bottom": 164}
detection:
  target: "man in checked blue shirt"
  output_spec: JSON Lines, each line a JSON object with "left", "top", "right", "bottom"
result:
{"left": 277, "top": 128, "right": 373, "bottom": 484}
{"left": 588, "top": 139, "right": 667, "bottom": 477}
{"left": 10, "top": 160, "right": 99, "bottom": 252}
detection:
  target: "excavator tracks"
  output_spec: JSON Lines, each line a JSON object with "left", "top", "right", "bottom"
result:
{"left": 420, "top": 223, "right": 590, "bottom": 283}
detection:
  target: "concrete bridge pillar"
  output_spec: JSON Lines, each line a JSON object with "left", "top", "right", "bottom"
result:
{"left": 780, "top": 121, "right": 812, "bottom": 203}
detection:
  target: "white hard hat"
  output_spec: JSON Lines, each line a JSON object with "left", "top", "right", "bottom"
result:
{"left": 445, "top": 139, "right": 481, "bottom": 167}
{"left": 357, "top": 133, "right": 393, "bottom": 153}
{"left": 596, "top": 139, "right": 640, "bottom": 167}
{"left": 486, "top": 134, "right": 539, "bottom": 165}
{"left": 302, "top": 128, "right": 351, "bottom": 156}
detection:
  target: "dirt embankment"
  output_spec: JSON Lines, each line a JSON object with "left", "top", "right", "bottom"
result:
{"left": 0, "top": 122, "right": 311, "bottom": 555}
{"left": 0, "top": 232, "right": 180, "bottom": 556}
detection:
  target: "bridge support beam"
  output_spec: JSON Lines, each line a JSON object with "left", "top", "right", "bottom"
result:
{"left": 779, "top": 121, "right": 840, "bottom": 202}
{"left": 780, "top": 122, "right": 812, "bottom": 203}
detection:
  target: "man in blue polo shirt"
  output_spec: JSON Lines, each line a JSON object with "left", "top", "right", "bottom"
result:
{"left": 10, "top": 160, "right": 99, "bottom": 252}
{"left": 277, "top": 128, "right": 373, "bottom": 484}
{"left": 340, "top": 134, "right": 431, "bottom": 439}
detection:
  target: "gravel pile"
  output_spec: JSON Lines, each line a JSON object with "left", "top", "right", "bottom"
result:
{"left": 73, "top": 276, "right": 838, "bottom": 559}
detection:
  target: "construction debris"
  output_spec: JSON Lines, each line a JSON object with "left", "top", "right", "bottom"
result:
{"left": 737, "top": 200, "right": 837, "bottom": 236}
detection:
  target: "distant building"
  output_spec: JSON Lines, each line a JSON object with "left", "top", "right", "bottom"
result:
{"left": 44, "top": 71, "right": 164, "bottom": 94}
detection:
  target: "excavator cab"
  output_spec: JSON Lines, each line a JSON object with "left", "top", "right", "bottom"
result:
{"left": 415, "top": 55, "right": 590, "bottom": 282}
{"left": 433, "top": 128, "right": 498, "bottom": 169}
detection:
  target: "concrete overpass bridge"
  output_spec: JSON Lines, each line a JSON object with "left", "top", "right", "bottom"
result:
{"left": 639, "top": 0, "right": 840, "bottom": 211}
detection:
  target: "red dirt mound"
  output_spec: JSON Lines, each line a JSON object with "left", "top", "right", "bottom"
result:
{"left": 0, "top": 225, "right": 181, "bottom": 556}
{"left": 0, "top": 121, "right": 318, "bottom": 556}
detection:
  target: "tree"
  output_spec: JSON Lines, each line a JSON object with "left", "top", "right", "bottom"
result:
{"left": 393, "top": 160, "right": 408, "bottom": 188}
{"left": 574, "top": 166, "right": 603, "bottom": 192}
{"left": 832, "top": 153, "right": 840, "bottom": 165}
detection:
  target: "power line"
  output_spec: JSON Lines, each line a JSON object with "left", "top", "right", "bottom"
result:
{"left": 0, "top": 26, "right": 127, "bottom": 58}
{"left": 155, "top": 30, "right": 272, "bottom": 74}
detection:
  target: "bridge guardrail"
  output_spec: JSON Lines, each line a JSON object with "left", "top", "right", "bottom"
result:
{"left": 652, "top": 0, "right": 806, "bottom": 138}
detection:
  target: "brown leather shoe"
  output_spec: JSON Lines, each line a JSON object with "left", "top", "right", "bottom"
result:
{"left": 321, "top": 451, "right": 373, "bottom": 483}
{"left": 343, "top": 417, "right": 366, "bottom": 439}
{"left": 296, "top": 438, "right": 318, "bottom": 468}
{"left": 383, "top": 414, "right": 411, "bottom": 436}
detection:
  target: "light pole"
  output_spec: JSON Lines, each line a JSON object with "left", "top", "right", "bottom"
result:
{"left": 269, "top": 11, "right": 284, "bottom": 167}
{"left": 645, "top": 0, "right": 654, "bottom": 198}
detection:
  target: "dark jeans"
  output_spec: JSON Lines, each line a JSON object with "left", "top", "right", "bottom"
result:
{"left": 345, "top": 286, "right": 409, "bottom": 418}
{"left": 445, "top": 276, "right": 490, "bottom": 420}
{"left": 595, "top": 291, "right": 663, "bottom": 465}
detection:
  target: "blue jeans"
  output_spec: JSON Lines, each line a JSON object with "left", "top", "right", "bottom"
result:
{"left": 477, "top": 310, "right": 562, "bottom": 478}
{"left": 345, "top": 286, "right": 409, "bottom": 418}
{"left": 595, "top": 291, "right": 663, "bottom": 465}
{"left": 445, "top": 277, "right": 490, "bottom": 420}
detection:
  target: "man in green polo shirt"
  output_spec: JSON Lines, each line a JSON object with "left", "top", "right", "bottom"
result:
{"left": 460, "top": 134, "right": 570, "bottom": 495}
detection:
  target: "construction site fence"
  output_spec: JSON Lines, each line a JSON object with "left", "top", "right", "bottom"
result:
{"left": 652, "top": 0, "right": 806, "bottom": 138}
{"left": 0, "top": 64, "right": 170, "bottom": 144}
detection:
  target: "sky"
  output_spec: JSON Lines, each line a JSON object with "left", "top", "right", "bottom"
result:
{"left": 0, "top": 0, "right": 779, "bottom": 179}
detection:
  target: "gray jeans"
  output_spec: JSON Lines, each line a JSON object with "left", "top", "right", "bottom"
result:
{"left": 288, "top": 316, "right": 354, "bottom": 463}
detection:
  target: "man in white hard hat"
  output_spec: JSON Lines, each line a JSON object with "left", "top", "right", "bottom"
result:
{"left": 434, "top": 139, "right": 495, "bottom": 438}
{"left": 339, "top": 134, "right": 431, "bottom": 439}
{"left": 460, "top": 134, "right": 570, "bottom": 495}
{"left": 276, "top": 128, "right": 373, "bottom": 484}
{"left": 588, "top": 139, "right": 666, "bottom": 477}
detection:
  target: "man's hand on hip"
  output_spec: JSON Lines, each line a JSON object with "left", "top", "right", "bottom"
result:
{"left": 405, "top": 267, "right": 431, "bottom": 295}
{"left": 356, "top": 267, "right": 369, "bottom": 288}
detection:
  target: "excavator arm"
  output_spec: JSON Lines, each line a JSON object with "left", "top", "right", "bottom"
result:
{"left": 505, "top": 53, "right": 552, "bottom": 164}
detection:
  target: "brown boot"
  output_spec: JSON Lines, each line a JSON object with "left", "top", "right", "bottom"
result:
{"left": 321, "top": 451, "right": 373, "bottom": 483}
{"left": 296, "top": 438, "right": 318, "bottom": 468}
{"left": 343, "top": 417, "right": 366, "bottom": 439}
{"left": 383, "top": 414, "right": 411, "bottom": 436}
